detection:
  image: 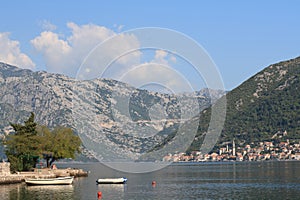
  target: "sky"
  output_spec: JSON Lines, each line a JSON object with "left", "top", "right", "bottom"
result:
{"left": 0, "top": 1, "right": 299, "bottom": 92}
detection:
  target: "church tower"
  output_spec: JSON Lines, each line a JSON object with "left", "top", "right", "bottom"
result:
{"left": 232, "top": 139, "right": 236, "bottom": 156}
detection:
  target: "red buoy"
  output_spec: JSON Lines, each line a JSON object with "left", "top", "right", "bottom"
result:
{"left": 152, "top": 180, "right": 157, "bottom": 187}
{"left": 97, "top": 191, "right": 102, "bottom": 199}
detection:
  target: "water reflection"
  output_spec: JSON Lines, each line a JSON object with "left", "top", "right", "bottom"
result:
{"left": 0, "top": 183, "right": 75, "bottom": 200}
{"left": 97, "top": 183, "right": 126, "bottom": 192}
{"left": 97, "top": 184, "right": 127, "bottom": 199}
{"left": 26, "top": 184, "right": 74, "bottom": 192}
{"left": 24, "top": 185, "right": 74, "bottom": 200}
{"left": 0, "top": 183, "right": 22, "bottom": 200}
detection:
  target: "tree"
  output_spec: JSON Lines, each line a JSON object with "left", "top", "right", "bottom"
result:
{"left": 5, "top": 112, "right": 40, "bottom": 172}
{"left": 37, "top": 126, "right": 81, "bottom": 167}
{"left": 4, "top": 113, "right": 82, "bottom": 171}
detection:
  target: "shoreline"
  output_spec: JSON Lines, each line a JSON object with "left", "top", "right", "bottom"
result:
{"left": 170, "top": 159, "right": 300, "bottom": 165}
{"left": 0, "top": 167, "right": 88, "bottom": 185}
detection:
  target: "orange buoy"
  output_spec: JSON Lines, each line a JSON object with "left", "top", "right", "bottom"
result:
{"left": 97, "top": 191, "right": 102, "bottom": 199}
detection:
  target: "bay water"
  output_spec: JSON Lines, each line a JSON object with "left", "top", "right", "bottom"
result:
{"left": 1, "top": 161, "right": 300, "bottom": 199}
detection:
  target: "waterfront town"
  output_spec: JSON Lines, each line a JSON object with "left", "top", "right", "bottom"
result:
{"left": 163, "top": 138, "right": 300, "bottom": 162}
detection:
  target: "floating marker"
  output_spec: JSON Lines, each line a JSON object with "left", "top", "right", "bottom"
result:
{"left": 97, "top": 191, "right": 102, "bottom": 199}
{"left": 152, "top": 180, "right": 157, "bottom": 187}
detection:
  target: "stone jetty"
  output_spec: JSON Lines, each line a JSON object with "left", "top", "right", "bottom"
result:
{"left": 0, "top": 162, "right": 88, "bottom": 185}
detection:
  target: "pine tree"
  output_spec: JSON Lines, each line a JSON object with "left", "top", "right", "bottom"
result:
{"left": 5, "top": 112, "right": 40, "bottom": 171}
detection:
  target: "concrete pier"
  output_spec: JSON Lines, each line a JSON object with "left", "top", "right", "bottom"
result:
{"left": 0, "top": 175, "right": 23, "bottom": 184}
{"left": 0, "top": 162, "right": 88, "bottom": 185}
{"left": 34, "top": 168, "right": 88, "bottom": 177}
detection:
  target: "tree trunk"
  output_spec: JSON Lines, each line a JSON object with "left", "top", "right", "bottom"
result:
{"left": 46, "top": 158, "right": 50, "bottom": 168}
{"left": 49, "top": 157, "right": 56, "bottom": 167}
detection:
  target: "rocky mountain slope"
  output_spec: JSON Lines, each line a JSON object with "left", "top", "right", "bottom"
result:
{"left": 0, "top": 62, "right": 224, "bottom": 161}
{"left": 190, "top": 56, "right": 300, "bottom": 151}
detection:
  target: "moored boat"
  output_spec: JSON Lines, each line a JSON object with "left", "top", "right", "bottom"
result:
{"left": 96, "top": 177, "right": 127, "bottom": 184}
{"left": 25, "top": 176, "right": 74, "bottom": 185}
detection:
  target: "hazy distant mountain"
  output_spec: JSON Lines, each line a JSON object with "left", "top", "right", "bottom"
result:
{"left": 190, "top": 56, "right": 300, "bottom": 151}
{"left": 0, "top": 62, "right": 224, "bottom": 160}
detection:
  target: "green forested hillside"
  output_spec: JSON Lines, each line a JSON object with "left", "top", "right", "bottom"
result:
{"left": 189, "top": 56, "right": 300, "bottom": 151}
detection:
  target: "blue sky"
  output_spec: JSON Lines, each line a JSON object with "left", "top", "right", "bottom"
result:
{"left": 0, "top": 1, "right": 299, "bottom": 91}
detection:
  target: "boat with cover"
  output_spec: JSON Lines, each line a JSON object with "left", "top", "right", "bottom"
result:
{"left": 96, "top": 177, "right": 127, "bottom": 184}
{"left": 25, "top": 176, "right": 74, "bottom": 185}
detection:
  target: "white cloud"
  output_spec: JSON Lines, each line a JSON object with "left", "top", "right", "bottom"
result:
{"left": 31, "top": 22, "right": 141, "bottom": 77}
{"left": 67, "top": 22, "right": 114, "bottom": 50}
{"left": 120, "top": 62, "right": 193, "bottom": 93}
{"left": 31, "top": 31, "right": 72, "bottom": 74}
{"left": 170, "top": 55, "right": 177, "bottom": 63}
{"left": 78, "top": 32, "right": 141, "bottom": 80}
{"left": 97, "top": 48, "right": 190, "bottom": 92}
{"left": 29, "top": 23, "right": 188, "bottom": 92}
{"left": 113, "top": 24, "right": 125, "bottom": 32}
{"left": 39, "top": 20, "right": 57, "bottom": 31}
{"left": 0, "top": 32, "right": 35, "bottom": 69}
{"left": 114, "top": 50, "right": 190, "bottom": 93}
{"left": 153, "top": 49, "right": 177, "bottom": 65}
{"left": 117, "top": 25, "right": 124, "bottom": 32}
{"left": 154, "top": 50, "right": 167, "bottom": 60}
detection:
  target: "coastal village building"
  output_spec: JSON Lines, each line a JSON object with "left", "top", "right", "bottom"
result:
{"left": 163, "top": 138, "right": 300, "bottom": 162}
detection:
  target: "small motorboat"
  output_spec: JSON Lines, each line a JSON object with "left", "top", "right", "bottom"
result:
{"left": 25, "top": 176, "right": 74, "bottom": 185}
{"left": 96, "top": 177, "right": 127, "bottom": 184}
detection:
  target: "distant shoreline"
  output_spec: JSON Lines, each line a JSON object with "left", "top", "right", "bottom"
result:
{"left": 56, "top": 159, "right": 300, "bottom": 166}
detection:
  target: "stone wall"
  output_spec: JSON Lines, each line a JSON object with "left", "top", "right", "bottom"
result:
{"left": 0, "top": 162, "right": 10, "bottom": 175}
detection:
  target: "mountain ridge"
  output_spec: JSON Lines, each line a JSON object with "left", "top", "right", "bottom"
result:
{"left": 189, "top": 56, "right": 300, "bottom": 151}
{"left": 0, "top": 62, "right": 224, "bottom": 160}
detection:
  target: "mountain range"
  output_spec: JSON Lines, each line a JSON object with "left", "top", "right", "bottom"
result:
{"left": 1, "top": 55, "right": 299, "bottom": 160}
{"left": 0, "top": 62, "right": 224, "bottom": 161}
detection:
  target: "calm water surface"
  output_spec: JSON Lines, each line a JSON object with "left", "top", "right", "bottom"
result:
{"left": 1, "top": 161, "right": 300, "bottom": 199}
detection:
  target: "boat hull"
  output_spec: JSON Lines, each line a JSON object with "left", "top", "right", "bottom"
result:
{"left": 25, "top": 176, "right": 74, "bottom": 185}
{"left": 96, "top": 177, "right": 127, "bottom": 184}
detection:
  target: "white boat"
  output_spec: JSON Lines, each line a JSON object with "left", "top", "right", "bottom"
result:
{"left": 25, "top": 176, "right": 74, "bottom": 185}
{"left": 96, "top": 177, "right": 127, "bottom": 184}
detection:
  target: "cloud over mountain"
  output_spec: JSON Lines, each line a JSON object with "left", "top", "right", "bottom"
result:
{"left": 0, "top": 22, "right": 208, "bottom": 93}
{"left": 0, "top": 32, "right": 35, "bottom": 70}
{"left": 31, "top": 22, "right": 141, "bottom": 78}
